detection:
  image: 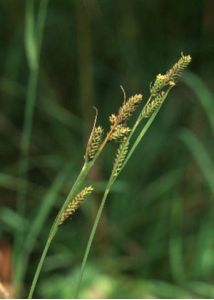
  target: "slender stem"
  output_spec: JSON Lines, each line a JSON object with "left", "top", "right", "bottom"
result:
{"left": 74, "top": 115, "right": 154, "bottom": 297}
{"left": 128, "top": 96, "right": 152, "bottom": 138}
{"left": 28, "top": 226, "right": 57, "bottom": 299}
{"left": 124, "top": 88, "right": 172, "bottom": 166}
{"left": 74, "top": 178, "right": 114, "bottom": 298}
{"left": 124, "top": 109, "right": 159, "bottom": 166}
{"left": 17, "top": 167, "right": 69, "bottom": 293}
{"left": 28, "top": 162, "right": 90, "bottom": 298}
{"left": 28, "top": 106, "right": 120, "bottom": 297}
{"left": 29, "top": 86, "right": 172, "bottom": 298}
{"left": 75, "top": 90, "right": 172, "bottom": 297}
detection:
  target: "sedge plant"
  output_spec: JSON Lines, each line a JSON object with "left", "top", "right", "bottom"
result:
{"left": 28, "top": 54, "right": 191, "bottom": 298}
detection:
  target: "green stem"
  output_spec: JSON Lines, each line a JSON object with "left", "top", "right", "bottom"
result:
{"left": 75, "top": 90, "right": 172, "bottom": 297}
{"left": 28, "top": 162, "right": 91, "bottom": 298}
{"left": 29, "top": 86, "right": 173, "bottom": 298}
{"left": 124, "top": 109, "right": 159, "bottom": 166}
{"left": 28, "top": 226, "right": 57, "bottom": 299}
{"left": 74, "top": 115, "right": 156, "bottom": 296}
{"left": 74, "top": 178, "right": 114, "bottom": 298}
{"left": 28, "top": 111, "right": 116, "bottom": 297}
{"left": 17, "top": 167, "right": 69, "bottom": 293}
{"left": 124, "top": 88, "right": 172, "bottom": 167}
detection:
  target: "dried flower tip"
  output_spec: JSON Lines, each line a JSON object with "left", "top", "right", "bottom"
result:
{"left": 59, "top": 186, "right": 94, "bottom": 225}
{"left": 109, "top": 114, "right": 117, "bottom": 124}
{"left": 113, "top": 138, "right": 129, "bottom": 177}
{"left": 142, "top": 91, "right": 166, "bottom": 118}
{"left": 110, "top": 125, "right": 131, "bottom": 141}
{"left": 85, "top": 126, "right": 103, "bottom": 161}
{"left": 118, "top": 93, "right": 143, "bottom": 123}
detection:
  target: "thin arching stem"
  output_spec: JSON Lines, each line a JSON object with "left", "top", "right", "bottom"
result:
{"left": 74, "top": 106, "right": 164, "bottom": 297}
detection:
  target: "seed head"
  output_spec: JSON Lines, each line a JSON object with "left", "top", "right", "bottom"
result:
{"left": 59, "top": 186, "right": 94, "bottom": 225}
{"left": 166, "top": 54, "right": 192, "bottom": 81}
{"left": 150, "top": 54, "right": 192, "bottom": 96}
{"left": 85, "top": 126, "right": 103, "bottom": 161}
{"left": 142, "top": 91, "right": 167, "bottom": 118}
{"left": 112, "top": 138, "right": 129, "bottom": 177}
{"left": 109, "top": 114, "right": 117, "bottom": 124}
{"left": 110, "top": 125, "right": 131, "bottom": 141}
{"left": 118, "top": 94, "right": 143, "bottom": 123}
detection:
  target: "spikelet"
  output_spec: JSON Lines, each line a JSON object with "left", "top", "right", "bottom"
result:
{"left": 110, "top": 125, "right": 131, "bottom": 141}
{"left": 142, "top": 91, "right": 167, "bottom": 118}
{"left": 109, "top": 114, "right": 117, "bottom": 124}
{"left": 85, "top": 126, "right": 103, "bottom": 161}
{"left": 59, "top": 186, "right": 93, "bottom": 225}
{"left": 108, "top": 94, "right": 142, "bottom": 142}
{"left": 150, "top": 74, "right": 169, "bottom": 96}
{"left": 112, "top": 138, "right": 129, "bottom": 177}
{"left": 151, "top": 54, "right": 191, "bottom": 96}
{"left": 118, "top": 94, "right": 143, "bottom": 123}
{"left": 166, "top": 54, "right": 192, "bottom": 80}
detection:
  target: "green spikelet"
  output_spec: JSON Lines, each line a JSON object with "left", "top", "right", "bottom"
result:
{"left": 118, "top": 94, "right": 143, "bottom": 123}
{"left": 112, "top": 138, "right": 129, "bottom": 177}
{"left": 150, "top": 54, "right": 191, "bottom": 96}
{"left": 142, "top": 91, "right": 167, "bottom": 118}
{"left": 110, "top": 125, "right": 131, "bottom": 141}
{"left": 150, "top": 74, "right": 169, "bottom": 96}
{"left": 59, "top": 186, "right": 93, "bottom": 225}
{"left": 85, "top": 126, "right": 103, "bottom": 161}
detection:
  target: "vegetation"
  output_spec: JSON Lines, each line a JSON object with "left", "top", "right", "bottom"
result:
{"left": 0, "top": 0, "right": 213, "bottom": 298}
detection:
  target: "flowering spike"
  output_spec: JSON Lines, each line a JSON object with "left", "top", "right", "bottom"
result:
{"left": 142, "top": 91, "right": 167, "bottom": 118}
{"left": 118, "top": 94, "right": 143, "bottom": 123}
{"left": 110, "top": 125, "right": 131, "bottom": 141}
{"left": 109, "top": 114, "right": 117, "bottom": 124}
{"left": 85, "top": 126, "right": 104, "bottom": 161}
{"left": 59, "top": 186, "right": 94, "bottom": 225}
{"left": 151, "top": 54, "right": 192, "bottom": 96}
{"left": 112, "top": 138, "right": 129, "bottom": 177}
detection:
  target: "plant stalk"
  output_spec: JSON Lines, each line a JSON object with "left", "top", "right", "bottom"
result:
{"left": 74, "top": 89, "right": 172, "bottom": 297}
{"left": 28, "top": 161, "right": 91, "bottom": 298}
{"left": 74, "top": 177, "right": 114, "bottom": 298}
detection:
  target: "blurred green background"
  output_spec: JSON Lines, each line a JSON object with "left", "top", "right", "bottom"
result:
{"left": 0, "top": 0, "right": 214, "bottom": 298}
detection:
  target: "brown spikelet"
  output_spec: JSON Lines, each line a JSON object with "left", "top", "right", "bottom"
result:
{"left": 110, "top": 125, "right": 131, "bottom": 141}
{"left": 112, "top": 138, "right": 129, "bottom": 177}
{"left": 166, "top": 54, "right": 192, "bottom": 80}
{"left": 59, "top": 186, "right": 93, "bottom": 225}
{"left": 85, "top": 126, "right": 103, "bottom": 161}
{"left": 118, "top": 94, "right": 143, "bottom": 123}
{"left": 109, "top": 114, "right": 117, "bottom": 124}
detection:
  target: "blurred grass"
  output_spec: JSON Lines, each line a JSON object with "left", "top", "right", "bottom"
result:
{"left": 14, "top": 0, "right": 50, "bottom": 287}
{"left": 0, "top": 0, "right": 213, "bottom": 298}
